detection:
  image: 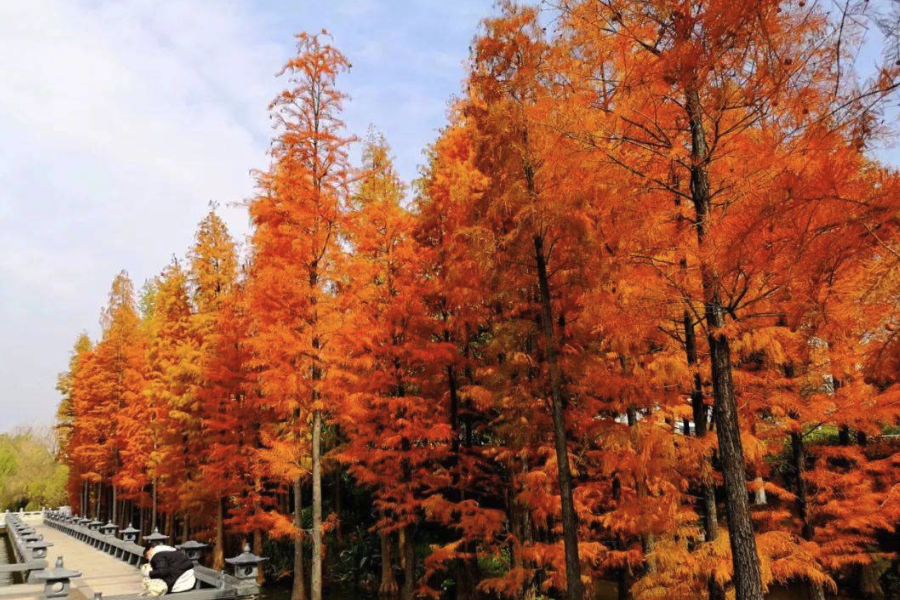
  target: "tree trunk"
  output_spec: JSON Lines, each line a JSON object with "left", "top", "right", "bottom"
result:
{"left": 401, "top": 525, "right": 416, "bottom": 600}
{"left": 791, "top": 431, "right": 825, "bottom": 600}
{"left": 293, "top": 477, "right": 306, "bottom": 600}
{"left": 151, "top": 478, "right": 158, "bottom": 531}
{"left": 379, "top": 523, "right": 398, "bottom": 600}
{"left": 617, "top": 568, "right": 631, "bottom": 600}
{"left": 686, "top": 88, "right": 764, "bottom": 600}
{"left": 791, "top": 432, "right": 814, "bottom": 541}
{"left": 333, "top": 471, "right": 342, "bottom": 548}
{"left": 448, "top": 365, "right": 461, "bottom": 455}
{"left": 213, "top": 497, "right": 225, "bottom": 571}
{"left": 684, "top": 311, "right": 719, "bottom": 543}
{"left": 312, "top": 409, "right": 323, "bottom": 600}
{"left": 254, "top": 529, "right": 265, "bottom": 585}
{"left": 533, "top": 233, "right": 583, "bottom": 600}
{"left": 446, "top": 358, "right": 478, "bottom": 600}
{"left": 839, "top": 425, "right": 851, "bottom": 446}
{"left": 625, "top": 399, "right": 657, "bottom": 575}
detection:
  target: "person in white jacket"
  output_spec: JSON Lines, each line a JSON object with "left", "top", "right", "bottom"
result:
{"left": 140, "top": 545, "right": 196, "bottom": 596}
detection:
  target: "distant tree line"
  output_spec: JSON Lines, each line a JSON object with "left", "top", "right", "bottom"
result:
{"left": 0, "top": 427, "right": 68, "bottom": 511}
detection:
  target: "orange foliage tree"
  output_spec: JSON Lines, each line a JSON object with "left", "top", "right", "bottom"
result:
{"left": 55, "top": 9, "right": 900, "bottom": 600}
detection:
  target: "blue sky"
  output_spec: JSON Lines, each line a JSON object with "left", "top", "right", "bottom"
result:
{"left": 0, "top": 1, "right": 897, "bottom": 432}
{"left": 0, "top": 0, "right": 489, "bottom": 431}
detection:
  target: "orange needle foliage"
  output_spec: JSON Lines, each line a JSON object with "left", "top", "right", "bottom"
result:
{"left": 55, "top": 6, "right": 900, "bottom": 600}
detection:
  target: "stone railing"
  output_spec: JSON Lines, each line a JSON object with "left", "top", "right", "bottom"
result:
{"left": 41, "top": 509, "right": 266, "bottom": 599}
{"left": 0, "top": 512, "right": 51, "bottom": 582}
{"left": 0, "top": 508, "right": 46, "bottom": 528}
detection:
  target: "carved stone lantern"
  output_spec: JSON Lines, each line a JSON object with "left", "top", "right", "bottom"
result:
{"left": 177, "top": 540, "right": 209, "bottom": 565}
{"left": 225, "top": 544, "right": 268, "bottom": 581}
{"left": 120, "top": 523, "right": 140, "bottom": 544}
{"left": 143, "top": 526, "right": 169, "bottom": 547}
{"left": 101, "top": 521, "right": 118, "bottom": 536}
{"left": 33, "top": 556, "right": 82, "bottom": 599}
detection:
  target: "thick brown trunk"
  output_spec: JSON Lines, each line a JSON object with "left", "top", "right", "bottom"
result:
{"left": 707, "top": 303, "right": 762, "bottom": 600}
{"left": 312, "top": 410, "right": 323, "bottom": 600}
{"left": 534, "top": 233, "right": 583, "bottom": 600}
{"left": 686, "top": 88, "right": 763, "bottom": 600}
{"left": 379, "top": 524, "right": 398, "bottom": 599}
{"left": 213, "top": 497, "right": 225, "bottom": 571}
{"left": 293, "top": 477, "right": 306, "bottom": 600}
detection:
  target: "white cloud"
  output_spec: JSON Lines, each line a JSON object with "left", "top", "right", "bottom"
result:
{"left": 0, "top": 0, "right": 491, "bottom": 431}
{"left": 0, "top": 0, "right": 288, "bottom": 430}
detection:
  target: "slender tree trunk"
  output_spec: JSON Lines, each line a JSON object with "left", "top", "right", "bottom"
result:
{"left": 448, "top": 365, "right": 460, "bottom": 455}
{"left": 293, "top": 478, "right": 307, "bottom": 600}
{"left": 401, "top": 525, "right": 416, "bottom": 600}
{"left": 533, "top": 233, "right": 583, "bottom": 600}
{"left": 446, "top": 360, "right": 478, "bottom": 600}
{"left": 151, "top": 478, "right": 158, "bottom": 531}
{"left": 686, "top": 88, "right": 763, "bottom": 600}
{"left": 333, "top": 471, "right": 342, "bottom": 547}
{"left": 213, "top": 497, "right": 225, "bottom": 570}
{"left": 312, "top": 409, "right": 323, "bottom": 600}
{"left": 625, "top": 401, "right": 656, "bottom": 575}
{"left": 791, "top": 430, "right": 825, "bottom": 600}
{"left": 111, "top": 484, "right": 117, "bottom": 524}
{"left": 254, "top": 528, "right": 265, "bottom": 585}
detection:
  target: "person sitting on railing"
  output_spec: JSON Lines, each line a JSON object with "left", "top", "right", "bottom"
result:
{"left": 139, "top": 545, "right": 196, "bottom": 596}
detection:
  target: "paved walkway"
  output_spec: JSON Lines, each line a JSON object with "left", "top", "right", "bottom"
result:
{"left": 0, "top": 519, "right": 145, "bottom": 600}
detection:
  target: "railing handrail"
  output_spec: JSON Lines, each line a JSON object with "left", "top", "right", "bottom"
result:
{"left": 2, "top": 513, "right": 49, "bottom": 581}
{"left": 41, "top": 509, "right": 262, "bottom": 599}
{"left": 43, "top": 510, "right": 145, "bottom": 566}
